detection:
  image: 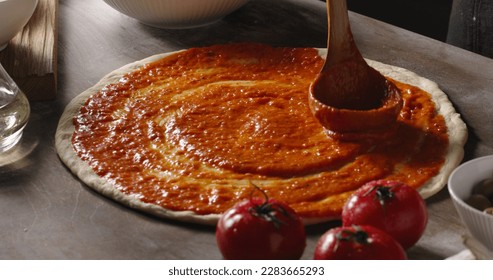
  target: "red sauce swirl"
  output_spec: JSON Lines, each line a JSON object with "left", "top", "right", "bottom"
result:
{"left": 72, "top": 44, "right": 448, "bottom": 219}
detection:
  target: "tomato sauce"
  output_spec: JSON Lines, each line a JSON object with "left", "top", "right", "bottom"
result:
{"left": 72, "top": 43, "right": 448, "bottom": 219}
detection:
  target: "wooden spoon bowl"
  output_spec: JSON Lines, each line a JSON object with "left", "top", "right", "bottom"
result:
{"left": 309, "top": 0, "right": 403, "bottom": 141}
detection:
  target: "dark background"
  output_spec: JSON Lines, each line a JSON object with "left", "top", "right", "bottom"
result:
{"left": 345, "top": 0, "right": 454, "bottom": 42}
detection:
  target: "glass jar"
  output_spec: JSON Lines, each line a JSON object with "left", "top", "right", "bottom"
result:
{"left": 0, "top": 63, "right": 30, "bottom": 153}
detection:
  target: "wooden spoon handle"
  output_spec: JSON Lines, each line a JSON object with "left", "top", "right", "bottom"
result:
{"left": 324, "top": 0, "right": 365, "bottom": 68}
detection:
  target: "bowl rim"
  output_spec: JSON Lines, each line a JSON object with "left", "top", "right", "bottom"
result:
{"left": 101, "top": 0, "right": 251, "bottom": 29}
{"left": 448, "top": 154, "right": 493, "bottom": 219}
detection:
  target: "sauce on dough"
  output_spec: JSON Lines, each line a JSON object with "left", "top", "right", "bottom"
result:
{"left": 72, "top": 44, "right": 448, "bottom": 219}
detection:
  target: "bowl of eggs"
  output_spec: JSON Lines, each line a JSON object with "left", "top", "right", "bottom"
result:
{"left": 448, "top": 155, "right": 493, "bottom": 251}
{"left": 102, "top": 0, "right": 250, "bottom": 29}
{"left": 0, "top": 0, "right": 38, "bottom": 51}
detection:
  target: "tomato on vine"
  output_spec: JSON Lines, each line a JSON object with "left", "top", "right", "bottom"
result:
{"left": 314, "top": 225, "right": 407, "bottom": 260}
{"left": 342, "top": 180, "right": 428, "bottom": 249}
{"left": 216, "top": 184, "right": 306, "bottom": 260}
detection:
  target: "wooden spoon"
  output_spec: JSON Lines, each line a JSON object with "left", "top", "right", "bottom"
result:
{"left": 309, "top": 0, "right": 402, "bottom": 141}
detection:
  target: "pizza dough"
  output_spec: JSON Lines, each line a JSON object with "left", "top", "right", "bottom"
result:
{"left": 56, "top": 44, "right": 467, "bottom": 225}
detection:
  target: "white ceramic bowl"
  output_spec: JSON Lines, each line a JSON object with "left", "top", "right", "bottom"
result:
{"left": 448, "top": 155, "right": 493, "bottom": 251}
{"left": 0, "top": 0, "right": 38, "bottom": 51}
{"left": 103, "top": 0, "right": 250, "bottom": 29}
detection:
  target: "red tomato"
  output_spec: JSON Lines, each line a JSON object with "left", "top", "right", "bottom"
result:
{"left": 314, "top": 225, "right": 407, "bottom": 260}
{"left": 216, "top": 197, "right": 306, "bottom": 260}
{"left": 342, "top": 180, "right": 428, "bottom": 249}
